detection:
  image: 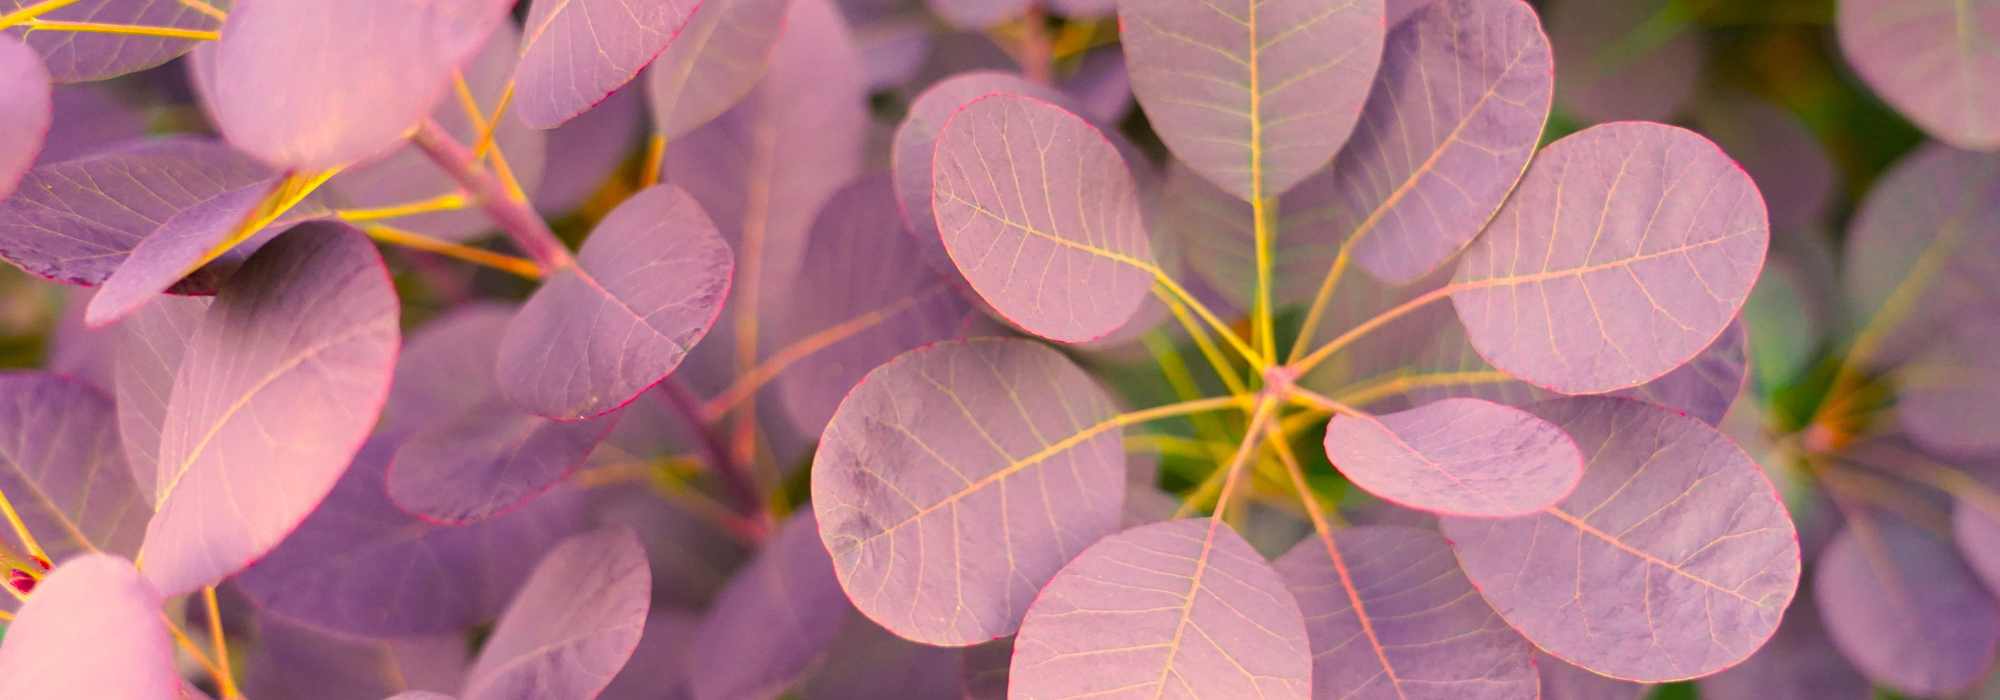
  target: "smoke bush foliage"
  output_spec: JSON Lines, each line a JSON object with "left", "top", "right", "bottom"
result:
{"left": 0, "top": 0, "right": 1989, "bottom": 697}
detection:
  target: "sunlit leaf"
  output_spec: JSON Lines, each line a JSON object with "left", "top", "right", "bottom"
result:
{"left": 1275, "top": 526, "right": 1539, "bottom": 699}
{"left": 0, "top": 374, "right": 146, "bottom": 580}
{"left": 516, "top": 0, "right": 699, "bottom": 129}
{"left": 1008, "top": 518, "right": 1312, "bottom": 698}
{"left": 1691, "top": 97, "right": 1836, "bottom": 232}
{"left": 1544, "top": 0, "right": 1702, "bottom": 122}
{"left": 1697, "top": 599, "right": 1870, "bottom": 700}
{"left": 1816, "top": 515, "right": 2000, "bottom": 696}
{"left": 1119, "top": 0, "right": 1386, "bottom": 201}
{"left": 689, "top": 511, "right": 852, "bottom": 700}
{"left": 1842, "top": 143, "right": 2000, "bottom": 369}
{"left": 1451, "top": 123, "right": 1767, "bottom": 395}
{"left": 1441, "top": 397, "right": 1800, "bottom": 682}
{"left": 460, "top": 527, "right": 651, "bottom": 700}
{"left": 0, "top": 36, "right": 47, "bottom": 201}
{"left": 0, "top": 0, "right": 218, "bottom": 82}
{"left": 644, "top": 0, "right": 788, "bottom": 140}
{"left": 113, "top": 295, "right": 209, "bottom": 496}
{"left": 1838, "top": 0, "right": 2000, "bottom": 150}
{"left": 140, "top": 223, "right": 401, "bottom": 597}
{"left": 812, "top": 338, "right": 1125, "bottom": 646}
{"left": 0, "top": 555, "right": 177, "bottom": 699}
{"left": 84, "top": 181, "right": 273, "bottom": 327}
{"left": 497, "top": 184, "right": 733, "bottom": 420}
{"left": 1326, "top": 398, "right": 1582, "bottom": 516}
{"left": 1387, "top": 0, "right": 1435, "bottom": 26}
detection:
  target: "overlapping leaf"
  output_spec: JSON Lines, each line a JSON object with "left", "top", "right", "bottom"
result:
{"left": 460, "top": 527, "right": 651, "bottom": 700}
{"left": 812, "top": 338, "right": 1126, "bottom": 646}
{"left": 37, "top": 84, "right": 145, "bottom": 165}
{"left": 1838, "top": 0, "right": 2000, "bottom": 150}
{"left": 931, "top": 94, "right": 1153, "bottom": 343}
{"left": 1842, "top": 144, "right": 2000, "bottom": 369}
{"left": 516, "top": 0, "right": 700, "bottom": 129}
{"left": 0, "top": 35, "right": 47, "bottom": 200}
{"left": 1816, "top": 515, "right": 2000, "bottom": 696}
{"left": 0, "top": 555, "right": 177, "bottom": 699}
{"left": 113, "top": 295, "right": 209, "bottom": 495}
{"left": 1544, "top": 0, "right": 1703, "bottom": 122}
{"left": 497, "top": 184, "right": 732, "bottom": 420}
{"left": 1537, "top": 653, "right": 1647, "bottom": 700}
{"left": 389, "top": 401, "right": 619, "bottom": 524}
{"left": 1119, "top": 0, "right": 1386, "bottom": 202}
{"left": 0, "top": 0, "right": 218, "bottom": 82}
{"left": 796, "top": 617, "right": 966, "bottom": 699}
{"left": 689, "top": 511, "right": 852, "bottom": 700}
{"left": 599, "top": 609, "right": 700, "bottom": 700}
{"left": 1895, "top": 316, "right": 2000, "bottom": 456}
{"left": 0, "top": 374, "right": 146, "bottom": 579}
{"left": 1441, "top": 397, "right": 1800, "bottom": 682}
{"left": 1691, "top": 97, "right": 1836, "bottom": 232}
{"left": 1450, "top": 122, "right": 1767, "bottom": 394}
{"left": 1326, "top": 398, "right": 1582, "bottom": 516}
{"left": 84, "top": 182, "right": 274, "bottom": 327}
{"left": 1008, "top": 518, "right": 1312, "bottom": 698}
{"left": 243, "top": 615, "right": 468, "bottom": 700}
{"left": 893, "top": 71, "right": 1070, "bottom": 277}
{"left": 1697, "top": 599, "right": 1870, "bottom": 700}
{"left": 645, "top": 0, "right": 788, "bottom": 140}
{"left": 139, "top": 224, "right": 401, "bottom": 597}
{"left": 532, "top": 87, "right": 643, "bottom": 214}
{"left": 1275, "top": 526, "right": 1539, "bottom": 699}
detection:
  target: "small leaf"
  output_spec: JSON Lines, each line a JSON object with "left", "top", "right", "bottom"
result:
{"left": 0, "top": 555, "right": 177, "bottom": 699}
{"left": 1450, "top": 122, "right": 1767, "bottom": 394}
{"left": 85, "top": 181, "right": 276, "bottom": 327}
{"left": 113, "top": 295, "right": 210, "bottom": 496}
{"left": 1697, "top": 599, "right": 1870, "bottom": 700}
{"left": 1545, "top": 0, "right": 1703, "bottom": 123}
{"left": 461, "top": 527, "right": 651, "bottom": 700}
{"left": 1838, "top": 0, "right": 2000, "bottom": 150}
{"left": 1008, "top": 518, "right": 1312, "bottom": 698}
{"left": 931, "top": 94, "right": 1153, "bottom": 343}
{"left": 516, "top": 0, "right": 701, "bottom": 129}
{"left": 812, "top": 338, "right": 1126, "bottom": 646}
{"left": 1440, "top": 397, "right": 1800, "bottom": 682}
{"left": 0, "top": 0, "right": 217, "bottom": 82}
{"left": 1275, "top": 526, "right": 1538, "bottom": 699}
{"left": 388, "top": 401, "right": 619, "bottom": 524}
{"left": 645, "top": 0, "right": 789, "bottom": 140}
{"left": 1816, "top": 515, "right": 2000, "bottom": 696}
{"left": 140, "top": 223, "right": 401, "bottom": 597}
{"left": 689, "top": 511, "right": 852, "bottom": 700}
{"left": 0, "top": 36, "right": 48, "bottom": 200}
{"left": 0, "top": 374, "right": 147, "bottom": 577}
{"left": 497, "top": 184, "right": 733, "bottom": 420}
{"left": 1119, "top": 0, "right": 1386, "bottom": 201}
{"left": 1324, "top": 398, "right": 1583, "bottom": 517}
{"left": 894, "top": 71, "right": 1071, "bottom": 278}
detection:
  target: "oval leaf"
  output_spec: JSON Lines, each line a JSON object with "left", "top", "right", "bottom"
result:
{"left": 113, "top": 295, "right": 211, "bottom": 495}
{"left": 1893, "top": 316, "right": 2000, "bottom": 456}
{"left": 534, "top": 87, "right": 644, "bottom": 214}
{"left": 1440, "top": 397, "right": 1800, "bottom": 682}
{"left": 644, "top": 0, "right": 787, "bottom": 140}
{"left": 1008, "top": 518, "right": 1312, "bottom": 698}
{"left": 516, "top": 0, "right": 700, "bottom": 129}
{"left": 894, "top": 71, "right": 1070, "bottom": 277}
{"left": 811, "top": 338, "right": 1126, "bottom": 646}
{"left": 1325, "top": 398, "right": 1583, "bottom": 517}
{"left": 1450, "top": 122, "right": 1768, "bottom": 394}
{"left": 932, "top": 94, "right": 1153, "bottom": 343}
{"left": 1842, "top": 144, "right": 2000, "bottom": 372}
{"left": 1817, "top": 515, "right": 2000, "bottom": 696}
{"left": 1119, "top": 0, "right": 1386, "bottom": 201}
{"left": 0, "top": 374, "right": 147, "bottom": 575}
{"left": 1, "top": 0, "right": 218, "bottom": 82}
{"left": 1697, "top": 599, "right": 1870, "bottom": 700}
{"left": 388, "top": 401, "right": 619, "bottom": 524}
{"left": 244, "top": 615, "right": 468, "bottom": 700}
{"left": 689, "top": 511, "right": 851, "bottom": 700}
{"left": 139, "top": 223, "right": 401, "bottom": 597}
{"left": 1275, "top": 526, "right": 1539, "bottom": 699}
{"left": 497, "top": 184, "right": 733, "bottom": 420}
{"left": 0, "top": 555, "right": 177, "bottom": 699}
{"left": 1538, "top": 653, "right": 1647, "bottom": 700}
{"left": 1838, "top": 0, "right": 2000, "bottom": 150}
{"left": 461, "top": 527, "right": 651, "bottom": 700}
{"left": 0, "top": 35, "right": 47, "bottom": 200}
{"left": 85, "top": 180, "right": 275, "bottom": 327}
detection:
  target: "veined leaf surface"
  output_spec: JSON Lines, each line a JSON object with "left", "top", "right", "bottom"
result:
{"left": 460, "top": 527, "right": 651, "bottom": 700}
{"left": 0, "top": 0, "right": 218, "bottom": 82}
{"left": 516, "top": 0, "right": 700, "bottom": 128}
{"left": 113, "top": 295, "right": 210, "bottom": 496}
{"left": 689, "top": 511, "right": 851, "bottom": 700}
{"left": 1326, "top": 398, "right": 1583, "bottom": 516}
{"left": 0, "top": 374, "right": 146, "bottom": 579}
{"left": 1816, "top": 515, "right": 2000, "bottom": 696}
{"left": 1838, "top": 0, "right": 2000, "bottom": 150}
{"left": 644, "top": 0, "right": 788, "bottom": 140}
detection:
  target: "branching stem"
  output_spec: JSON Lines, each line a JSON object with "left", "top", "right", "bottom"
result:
{"left": 362, "top": 225, "right": 543, "bottom": 280}
{"left": 658, "top": 381, "right": 769, "bottom": 536}
{"left": 410, "top": 119, "right": 571, "bottom": 269}
{"left": 17, "top": 19, "right": 216, "bottom": 39}
{"left": 203, "top": 586, "right": 240, "bottom": 699}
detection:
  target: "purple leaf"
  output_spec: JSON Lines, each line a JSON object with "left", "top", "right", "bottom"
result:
{"left": 1816, "top": 515, "right": 2000, "bottom": 696}
{"left": 811, "top": 338, "right": 1126, "bottom": 646}
{"left": 45, "top": 286, "right": 117, "bottom": 391}
{"left": 1325, "top": 398, "right": 1583, "bottom": 517}
{"left": 644, "top": 0, "right": 788, "bottom": 141}
{"left": 461, "top": 527, "right": 652, "bottom": 700}
{"left": 387, "top": 400, "right": 619, "bottom": 524}
{"left": 599, "top": 609, "right": 701, "bottom": 700}
{"left": 84, "top": 180, "right": 275, "bottom": 327}
{"left": 770, "top": 173, "right": 973, "bottom": 436}
{"left": 1894, "top": 316, "right": 2000, "bottom": 457}
{"left": 516, "top": 0, "right": 700, "bottom": 129}
{"left": 1119, "top": 0, "right": 1386, "bottom": 202}
{"left": 586, "top": 483, "right": 748, "bottom": 610}
{"left": 1165, "top": 155, "right": 1347, "bottom": 308}
{"left": 1842, "top": 144, "right": 2000, "bottom": 371}
{"left": 797, "top": 617, "right": 965, "bottom": 699}
{"left": 958, "top": 638, "right": 1010, "bottom": 700}
{"left": 1387, "top": 0, "right": 1436, "bottom": 26}
{"left": 1691, "top": 97, "right": 1836, "bottom": 232}
{"left": 1697, "top": 599, "right": 1871, "bottom": 700}
{"left": 1060, "top": 48, "right": 1133, "bottom": 125}
{"left": 140, "top": 223, "right": 401, "bottom": 597}
{"left": 1838, "top": 0, "right": 2000, "bottom": 150}
{"left": 0, "top": 374, "right": 147, "bottom": 578}
{"left": 497, "top": 184, "right": 733, "bottom": 420}
{"left": 926, "top": 0, "right": 1029, "bottom": 29}
{"left": 0, "top": 137, "right": 278, "bottom": 290}
{"left": 1275, "top": 526, "right": 1539, "bottom": 699}
{"left": 1607, "top": 318, "right": 1747, "bottom": 426}
{"left": 1545, "top": 0, "right": 1703, "bottom": 122}
{"left": 1440, "top": 397, "right": 1800, "bottom": 682}
{"left": 1959, "top": 501, "right": 2000, "bottom": 595}
{"left": 1339, "top": 0, "right": 1555, "bottom": 285}
{"left": 235, "top": 440, "right": 590, "bottom": 637}
{"left": 0, "top": 555, "right": 177, "bottom": 699}
{"left": 113, "top": 295, "right": 210, "bottom": 496}
{"left": 1450, "top": 122, "right": 1768, "bottom": 395}
{"left": 533, "top": 86, "right": 644, "bottom": 214}
{"left": 382, "top": 303, "right": 514, "bottom": 438}
{"left": 0, "top": 35, "right": 48, "bottom": 201}
{"left": 689, "top": 511, "right": 851, "bottom": 700}
{"left": 1050, "top": 0, "right": 1114, "bottom": 17}
{"left": 1008, "top": 518, "right": 1312, "bottom": 698}
{"left": 36, "top": 84, "right": 146, "bottom": 166}
{"left": 387, "top": 693, "right": 455, "bottom": 700}
{"left": 0, "top": 0, "right": 218, "bottom": 82}
{"left": 893, "top": 71, "right": 1070, "bottom": 277}
{"left": 931, "top": 94, "right": 1154, "bottom": 343}
{"left": 244, "top": 615, "right": 468, "bottom": 700}
{"left": 1537, "top": 653, "right": 1647, "bottom": 700}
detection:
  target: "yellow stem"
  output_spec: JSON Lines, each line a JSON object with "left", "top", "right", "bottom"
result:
{"left": 0, "top": 608, "right": 13, "bottom": 621}
{"left": 0, "top": 0, "right": 78, "bottom": 28}
{"left": 1289, "top": 246, "right": 1351, "bottom": 364}
{"left": 1252, "top": 195, "right": 1277, "bottom": 364}
{"left": 1266, "top": 419, "right": 1342, "bottom": 540}
{"left": 1125, "top": 433, "right": 1229, "bottom": 461}
{"left": 1112, "top": 396, "right": 1247, "bottom": 428}
{"left": 699, "top": 289, "right": 936, "bottom": 422}
{"left": 451, "top": 73, "right": 530, "bottom": 203}
{"left": 162, "top": 613, "right": 227, "bottom": 683}
{"left": 1154, "top": 286, "right": 1251, "bottom": 397}
{"left": 335, "top": 192, "right": 469, "bottom": 222}
{"left": 203, "top": 587, "right": 241, "bottom": 699}
{"left": 1139, "top": 331, "right": 1243, "bottom": 460}
{"left": 178, "top": 0, "right": 225, "bottom": 21}
{"left": 20, "top": 19, "right": 217, "bottom": 40}
{"left": 640, "top": 133, "right": 667, "bottom": 189}
{"left": 364, "top": 225, "right": 543, "bottom": 280}
{"left": 1291, "top": 283, "right": 1458, "bottom": 375}
{"left": 0, "top": 485, "right": 50, "bottom": 571}
{"left": 1329, "top": 370, "right": 1514, "bottom": 408}
{"left": 1286, "top": 386, "right": 1370, "bottom": 419}
{"left": 1151, "top": 269, "right": 1264, "bottom": 369}
{"left": 473, "top": 83, "right": 516, "bottom": 161}
{"left": 1199, "top": 400, "right": 1277, "bottom": 524}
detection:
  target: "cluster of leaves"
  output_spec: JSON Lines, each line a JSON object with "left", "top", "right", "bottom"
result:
{"left": 0, "top": 0, "right": 1983, "bottom": 698}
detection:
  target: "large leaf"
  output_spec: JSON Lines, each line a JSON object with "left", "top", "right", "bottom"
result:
{"left": 931, "top": 94, "right": 1154, "bottom": 343}
{"left": 1324, "top": 398, "right": 1583, "bottom": 517}
{"left": 1838, "top": 0, "right": 2000, "bottom": 150}
{"left": 497, "top": 184, "right": 732, "bottom": 420}
{"left": 645, "top": 0, "right": 788, "bottom": 140}
{"left": 1275, "top": 526, "right": 1538, "bottom": 699}
{"left": 516, "top": 0, "right": 700, "bottom": 129}
{"left": 0, "top": 0, "right": 218, "bottom": 82}
{"left": 113, "top": 295, "right": 210, "bottom": 496}
{"left": 380, "top": 304, "right": 513, "bottom": 438}
{"left": 0, "top": 374, "right": 146, "bottom": 577}
{"left": 1118, "top": 0, "right": 1386, "bottom": 201}
{"left": 388, "top": 401, "right": 619, "bottom": 524}
{"left": 1450, "top": 122, "right": 1767, "bottom": 394}
{"left": 812, "top": 338, "right": 1126, "bottom": 646}
{"left": 689, "top": 511, "right": 851, "bottom": 700}
{"left": 460, "top": 527, "right": 651, "bottom": 700}
{"left": 1544, "top": 0, "right": 1703, "bottom": 122}
{"left": 84, "top": 181, "right": 274, "bottom": 327}
{"left": 1008, "top": 518, "right": 1312, "bottom": 698}
{"left": 1842, "top": 144, "right": 2000, "bottom": 370}
{"left": 208, "top": 0, "right": 510, "bottom": 170}
{"left": 1440, "top": 397, "right": 1800, "bottom": 682}
{"left": 1818, "top": 515, "right": 2000, "bottom": 695}
{"left": 0, "top": 555, "right": 177, "bottom": 699}
{"left": 1697, "top": 599, "right": 1870, "bottom": 700}
{"left": 0, "top": 35, "right": 47, "bottom": 201}
{"left": 1338, "top": 0, "right": 1555, "bottom": 285}
{"left": 139, "top": 223, "right": 401, "bottom": 597}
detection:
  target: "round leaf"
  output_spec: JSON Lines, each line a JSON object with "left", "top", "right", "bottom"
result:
{"left": 387, "top": 401, "right": 619, "bottom": 524}
{"left": 1895, "top": 316, "right": 2000, "bottom": 456}
{"left": 0, "top": 555, "right": 177, "bottom": 699}
{"left": 516, "top": 0, "right": 700, "bottom": 129}
{"left": 1842, "top": 144, "right": 2000, "bottom": 371}
{"left": 812, "top": 338, "right": 1126, "bottom": 646}
{"left": 689, "top": 511, "right": 852, "bottom": 700}
{"left": 894, "top": 71, "right": 1070, "bottom": 278}
{"left": 1325, "top": 398, "right": 1583, "bottom": 517}
{"left": 644, "top": 0, "right": 788, "bottom": 140}
{"left": 85, "top": 181, "right": 274, "bottom": 328}
{"left": 1697, "top": 600, "right": 1870, "bottom": 700}
{"left": 1838, "top": 0, "right": 2000, "bottom": 150}
{"left": 1816, "top": 516, "right": 2000, "bottom": 696}
{"left": 0, "top": 35, "right": 48, "bottom": 201}
{"left": 461, "top": 527, "right": 651, "bottom": 700}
